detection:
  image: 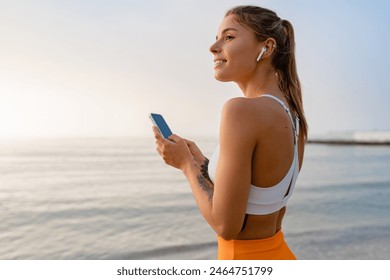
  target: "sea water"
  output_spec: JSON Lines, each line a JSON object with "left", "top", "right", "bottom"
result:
{"left": 0, "top": 137, "right": 389, "bottom": 259}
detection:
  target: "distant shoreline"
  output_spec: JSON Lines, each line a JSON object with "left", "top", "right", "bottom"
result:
{"left": 308, "top": 140, "right": 390, "bottom": 146}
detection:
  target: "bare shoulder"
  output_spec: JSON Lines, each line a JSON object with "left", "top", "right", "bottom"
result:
{"left": 221, "top": 97, "right": 276, "bottom": 131}
{"left": 222, "top": 97, "right": 249, "bottom": 114}
{"left": 222, "top": 97, "right": 267, "bottom": 117}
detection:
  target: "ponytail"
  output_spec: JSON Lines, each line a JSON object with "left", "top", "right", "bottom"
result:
{"left": 276, "top": 20, "right": 308, "bottom": 141}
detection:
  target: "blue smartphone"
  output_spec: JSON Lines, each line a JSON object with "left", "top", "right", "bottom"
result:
{"left": 149, "top": 113, "right": 173, "bottom": 139}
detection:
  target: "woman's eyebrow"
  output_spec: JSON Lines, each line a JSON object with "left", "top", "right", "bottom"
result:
{"left": 216, "top": 27, "right": 238, "bottom": 40}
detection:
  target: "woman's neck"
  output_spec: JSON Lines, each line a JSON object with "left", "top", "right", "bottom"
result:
{"left": 236, "top": 68, "right": 280, "bottom": 98}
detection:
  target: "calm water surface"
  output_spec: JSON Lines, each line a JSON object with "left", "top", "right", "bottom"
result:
{"left": 0, "top": 137, "right": 389, "bottom": 259}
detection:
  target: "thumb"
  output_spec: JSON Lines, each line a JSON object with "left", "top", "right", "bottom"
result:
{"left": 168, "top": 134, "right": 181, "bottom": 143}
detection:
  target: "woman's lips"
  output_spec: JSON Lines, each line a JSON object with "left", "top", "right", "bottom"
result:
{"left": 214, "top": 59, "right": 227, "bottom": 67}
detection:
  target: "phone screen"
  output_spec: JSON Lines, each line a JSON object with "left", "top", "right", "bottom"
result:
{"left": 150, "top": 113, "right": 173, "bottom": 139}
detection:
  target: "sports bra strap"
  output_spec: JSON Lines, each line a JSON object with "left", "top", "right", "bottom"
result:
{"left": 260, "top": 94, "right": 299, "bottom": 142}
{"left": 261, "top": 94, "right": 289, "bottom": 111}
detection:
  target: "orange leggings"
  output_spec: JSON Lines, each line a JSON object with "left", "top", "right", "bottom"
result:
{"left": 217, "top": 230, "right": 296, "bottom": 260}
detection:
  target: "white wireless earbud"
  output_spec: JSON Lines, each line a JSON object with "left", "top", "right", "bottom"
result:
{"left": 256, "top": 47, "right": 267, "bottom": 62}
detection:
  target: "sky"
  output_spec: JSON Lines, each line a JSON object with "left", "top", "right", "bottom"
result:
{"left": 0, "top": 0, "right": 389, "bottom": 139}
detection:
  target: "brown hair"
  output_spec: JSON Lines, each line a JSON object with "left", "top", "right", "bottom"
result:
{"left": 226, "top": 6, "right": 308, "bottom": 141}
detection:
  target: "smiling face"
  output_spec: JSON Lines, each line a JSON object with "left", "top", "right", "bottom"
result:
{"left": 210, "top": 14, "right": 262, "bottom": 82}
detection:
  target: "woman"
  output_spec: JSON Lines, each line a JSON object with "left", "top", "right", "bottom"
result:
{"left": 153, "top": 5, "right": 308, "bottom": 260}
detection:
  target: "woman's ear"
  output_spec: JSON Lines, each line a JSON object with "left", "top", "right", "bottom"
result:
{"left": 263, "top": 38, "right": 277, "bottom": 58}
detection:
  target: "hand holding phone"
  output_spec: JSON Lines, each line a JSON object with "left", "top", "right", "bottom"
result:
{"left": 151, "top": 113, "right": 200, "bottom": 170}
{"left": 149, "top": 113, "right": 173, "bottom": 139}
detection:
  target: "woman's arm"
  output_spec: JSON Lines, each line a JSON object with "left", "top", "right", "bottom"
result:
{"left": 153, "top": 128, "right": 217, "bottom": 227}
{"left": 153, "top": 98, "right": 258, "bottom": 240}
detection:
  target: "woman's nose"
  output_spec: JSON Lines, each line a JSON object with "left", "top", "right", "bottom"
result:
{"left": 209, "top": 41, "right": 220, "bottom": 54}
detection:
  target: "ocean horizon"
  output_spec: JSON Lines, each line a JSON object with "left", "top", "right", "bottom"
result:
{"left": 1, "top": 133, "right": 389, "bottom": 259}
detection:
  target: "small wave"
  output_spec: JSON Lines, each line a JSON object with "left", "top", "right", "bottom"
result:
{"left": 114, "top": 241, "right": 217, "bottom": 260}
{"left": 309, "top": 130, "right": 390, "bottom": 145}
{"left": 288, "top": 224, "right": 390, "bottom": 259}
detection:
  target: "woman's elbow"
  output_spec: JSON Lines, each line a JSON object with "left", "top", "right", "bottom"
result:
{"left": 215, "top": 224, "right": 240, "bottom": 240}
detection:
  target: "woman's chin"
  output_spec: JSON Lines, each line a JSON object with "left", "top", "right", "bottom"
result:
{"left": 214, "top": 73, "right": 232, "bottom": 82}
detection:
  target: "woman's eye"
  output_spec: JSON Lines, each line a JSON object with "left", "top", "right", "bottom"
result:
{"left": 225, "top": 35, "right": 234, "bottom": 41}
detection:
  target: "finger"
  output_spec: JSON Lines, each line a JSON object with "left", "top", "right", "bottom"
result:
{"left": 183, "top": 138, "right": 193, "bottom": 145}
{"left": 155, "top": 146, "right": 161, "bottom": 155}
{"left": 155, "top": 134, "right": 171, "bottom": 149}
{"left": 152, "top": 126, "right": 163, "bottom": 139}
{"left": 155, "top": 139, "right": 163, "bottom": 149}
{"left": 168, "top": 134, "right": 182, "bottom": 143}
{"left": 153, "top": 128, "right": 172, "bottom": 146}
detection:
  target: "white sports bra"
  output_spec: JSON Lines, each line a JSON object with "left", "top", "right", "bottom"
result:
{"left": 207, "top": 94, "right": 300, "bottom": 215}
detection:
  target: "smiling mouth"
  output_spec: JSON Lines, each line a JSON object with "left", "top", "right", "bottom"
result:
{"left": 214, "top": 59, "right": 227, "bottom": 67}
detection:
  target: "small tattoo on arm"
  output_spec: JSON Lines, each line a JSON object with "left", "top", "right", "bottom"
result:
{"left": 197, "top": 158, "right": 214, "bottom": 201}
{"left": 197, "top": 175, "right": 214, "bottom": 201}
{"left": 200, "top": 158, "right": 211, "bottom": 182}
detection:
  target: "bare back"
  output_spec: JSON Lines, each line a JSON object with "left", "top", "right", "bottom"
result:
{"left": 235, "top": 96, "right": 305, "bottom": 240}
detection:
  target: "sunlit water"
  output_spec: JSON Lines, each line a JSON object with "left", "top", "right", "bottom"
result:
{"left": 0, "top": 137, "right": 389, "bottom": 259}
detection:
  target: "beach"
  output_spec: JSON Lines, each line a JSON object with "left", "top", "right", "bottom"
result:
{"left": 0, "top": 136, "right": 389, "bottom": 259}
